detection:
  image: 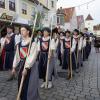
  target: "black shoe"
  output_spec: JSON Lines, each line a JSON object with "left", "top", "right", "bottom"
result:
{"left": 75, "top": 69, "right": 79, "bottom": 73}
{"left": 7, "top": 75, "right": 16, "bottom": 81}
{"left": 81, "top": 64, "right": 83, "bottom": 67}
{"left": 59, "top": 63, "right": 62, "bottom": 66}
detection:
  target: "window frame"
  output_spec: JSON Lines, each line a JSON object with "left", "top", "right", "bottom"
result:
{"left": 51, "top": 1, "right": 54, "bottom": 8}
{"left": 9, "top": 0, "right": 16, "bottom": 11}
{"left": 0, "top": 0, "right": 5, "bottom": 8}
{"left": 22, "top": 3, "right": 27, "bottom": 15}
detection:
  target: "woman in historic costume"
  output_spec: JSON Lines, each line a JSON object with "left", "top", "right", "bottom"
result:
{"left": 82, "top": 34, "right": 87, "bottom": 61}
{"left": 85, "top": 34, "right": 91, "bottom": 60}
{"left": 4, "top": 25, "right": 15, "bottom": 70}
{"left": 0, "top": 31, "right": 6, "bottom": 70}
{"left": 38, "top": 27, "right": 57, "bottom": 89}
{"left": 61, "top": 31, "right": 76, "bottom": 75}
{"left": 12, "top": 25, "right": 40, "bottom": 100}
{"left": 73, "top": 29, "right": 80, "bottom": 72}
{"left": 57, "top": 32, "right": 65, "bottom": 66}
{"left": 78, "top": 32, "right": 84, "bottom": 67}
{"left": 48, "top": 29, "right": 59, "bottom": 84}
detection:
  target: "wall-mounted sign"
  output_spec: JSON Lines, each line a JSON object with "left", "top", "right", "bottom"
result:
{"left": 0, "top": 13, "right": 13, "bottom": 21}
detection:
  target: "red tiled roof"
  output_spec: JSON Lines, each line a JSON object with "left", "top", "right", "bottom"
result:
{"left": 85, "top": 14, "right": 93, "bottom": 21}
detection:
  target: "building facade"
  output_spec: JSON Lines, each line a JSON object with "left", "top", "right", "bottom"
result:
{"left": 40, "top": 0, "right": 58, "bottom": 27}
{"left": 0, "top": 0, "right": 58, "bottom": 30}
{"left": 57, "top": 7, "right": 65, "bottom": 27}
{"left": 77, "top": 15, "right": 85, "bottom": 32}
{"left": 63, "top": 7, "right": 78, "bottom": 31}
{"left": 94, "top": 24, "right": 100, "bottom": 35}
{"left": 85, "top": 14, "right": 94, "bottom": 33}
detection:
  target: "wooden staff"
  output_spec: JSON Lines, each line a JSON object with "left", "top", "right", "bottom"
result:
{"left": 45, "top": 16, "right": 53, "bottom": 88}
{"left": 16, "top": 13, "right": 38, "bottom": 100}
{"left": 70, "top": 37, "right": 73, "bottom": 79}
{"left": 68, "top": 37, "right": 72, "bottom": 79}
{"left": 82, "top": 37, "right": 84, "bottom": 61}
{"left": 76, "top": 36, "right": 80, "bottom": 68}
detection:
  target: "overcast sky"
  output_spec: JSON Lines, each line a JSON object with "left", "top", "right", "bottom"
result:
{"left": 57, "top": 0, "right": 100, "bottom": 25}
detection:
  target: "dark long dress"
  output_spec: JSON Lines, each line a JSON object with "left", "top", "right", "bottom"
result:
{"left": 18, "top": 42, "right": 40, "bottom": 100}
{"left": 38, "top": 38, "right": 50, "bottom": 81}
{"left": 85, "top": 36, "right": 91, "bottom": 59}
{"left": 62, "top": 38, "right": 76, "bottom": 70}
{"left": 57, "top": 40, "right": 62, "bottom": 66}
{"left": 4, "top": 34, "right": 15, "bottom": 70}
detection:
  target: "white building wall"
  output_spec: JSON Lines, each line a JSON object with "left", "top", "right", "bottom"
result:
{"left": 94, "top": 30, "right": 100, "bottom": 35}
{"left": 64, "top": 23, "right": 71, "bottom": 30}
{"left": 85, "top": 20, "right": 94, "bottom": 32}
{"left": 47, "top": 0, "right": 57, "bottom": 27}
{"left": 70, "top": 11, "right": 78, "bottom": 31}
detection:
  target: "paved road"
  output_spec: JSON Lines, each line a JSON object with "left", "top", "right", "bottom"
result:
{"left": 0, "top": 48, "right": 100, "bottom": 100}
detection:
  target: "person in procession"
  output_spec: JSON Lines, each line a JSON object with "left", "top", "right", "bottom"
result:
{"left": 61, "top": 30, "right": 76, "bottom": 78}
{"left": 82, "top": 33, "right": 87, "bottom": 61}
{"left": 38, "top": 27, "right": 58, "bottom": 89}
{"left": 12, "top": 25, "right": 40, "bottom": 100}
{"left": 0, "top": 31, "right": 6, "bottom": 70}
{"left": 72, "top": 29, "right": 80, "bottom": 72}
{"left": 84, "top": 28, "right": 91, "bottom": 59}
{"left": 57, "top": 32, "right": 65, "bottom": 66}
{"left": 78, "top": 32, "right": 84, "bottom": 67}
{"left": 3, "top": 25, "right": 15, "bottom": 70}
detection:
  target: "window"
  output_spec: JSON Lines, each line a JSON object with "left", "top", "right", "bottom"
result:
{"left": 57, "top": 16, "right": 60, "bottom": 24}
{"left": 22, "top": 3, "right": 27, "bottom": 15}
{"left": 0, "top": 0, "right": 5, "bottom": 8}
{"left": 51, "top": 1, "right": 54, "bottom": 8}
{"left": 9, "top": 0, "right": 15, "bottom": 11}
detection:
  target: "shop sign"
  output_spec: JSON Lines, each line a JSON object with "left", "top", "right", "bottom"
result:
{"left": 0, "top": 13, "right": 13, "bottom": 21}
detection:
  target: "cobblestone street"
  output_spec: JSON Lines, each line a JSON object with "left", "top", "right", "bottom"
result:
{"left": 0, "top": 48, "right": 100, "bottom": 100}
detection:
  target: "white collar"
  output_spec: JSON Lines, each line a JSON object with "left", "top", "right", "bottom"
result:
{"left": 42, "top": 36, "right": 50, "bottom": 41}
{"left": 73, "top": 35, "right": 79, "bottom": 38}
{"left": 65, "top": 37, "right": 70, "bottom": 41}
{"left": 60, "top": 36, "right": 64, "bottom": 40}
{"left": 21, "top": 38, "right": 30, "bottom": 46}
{"left": 7, "top": 32, "right": 14, "bottom": 37}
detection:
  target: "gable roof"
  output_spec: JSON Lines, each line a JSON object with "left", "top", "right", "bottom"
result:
{"left": 85, "top": 14, "right": 93, "bottom": 21}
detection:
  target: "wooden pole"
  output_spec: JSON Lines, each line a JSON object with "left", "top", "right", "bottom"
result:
{"left": 70, "top": 37, "right": 73, "bottom": 79}
{"left": 45, "top": 16, "right": 53, "bottom": 88}
{"left": 68, "top": 37, "right": 72, "bottom": 79}
{"left": 16, "top": 13, "right": 38, "bottom": 100}
{"left": 76, "top": 36, "right": 79, "bottom": 69}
